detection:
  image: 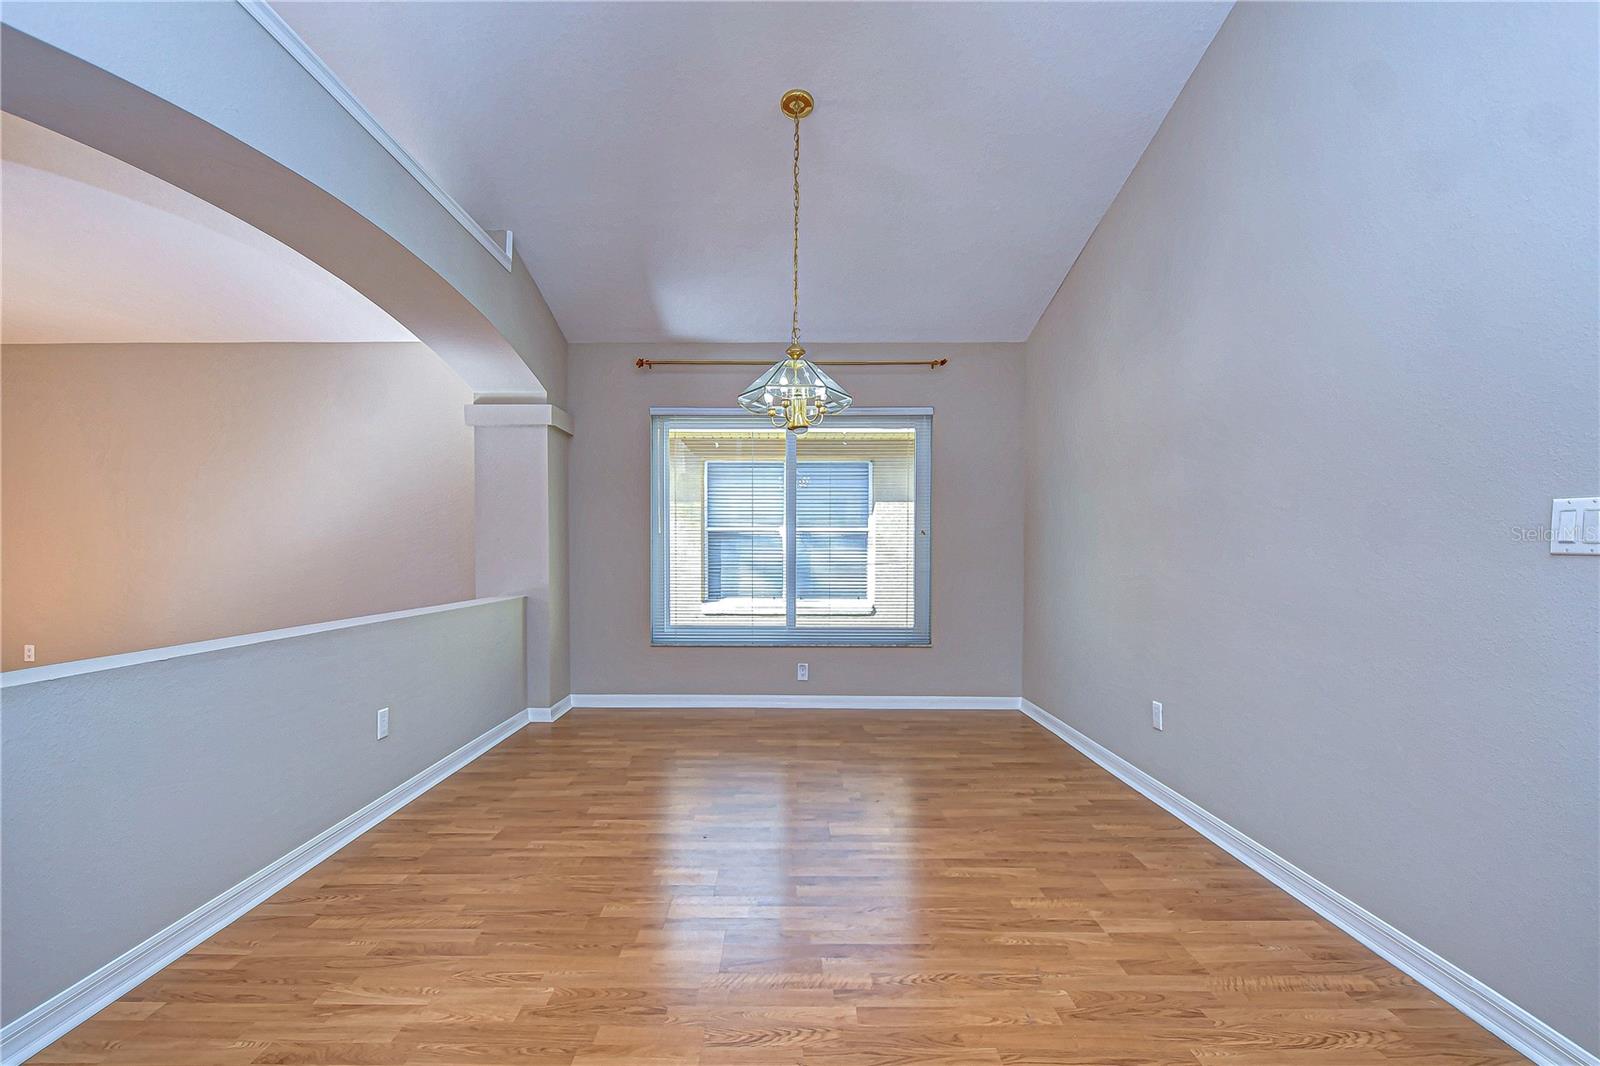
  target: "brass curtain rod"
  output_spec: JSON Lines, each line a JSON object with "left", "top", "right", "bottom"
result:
{"left": 636, "top": 358, "right": 948, "bottom": 370}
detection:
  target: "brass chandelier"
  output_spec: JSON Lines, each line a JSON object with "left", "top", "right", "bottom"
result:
{"left": 738, "top": 88, "right": 853, "bottom": 434}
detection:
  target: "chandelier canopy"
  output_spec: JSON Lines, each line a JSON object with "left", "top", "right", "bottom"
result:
{"left": 737, "top": 89, "right": 853, "bottom": 435}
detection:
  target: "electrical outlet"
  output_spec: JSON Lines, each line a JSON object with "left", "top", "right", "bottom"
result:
{"left": 1151, "top": 701, "right": 1163, "bottom": 731}
{"left": 22, "top": 644, "right": 36, "bottom": 663}
{"left": 797, "top": 663, "right": 809, "bottom": 682}
{"left": 1550, "top": 497, "right": 1600, "bottom": 554}
{"left": 377, "top": 707, "right": 390, "bottom": 740}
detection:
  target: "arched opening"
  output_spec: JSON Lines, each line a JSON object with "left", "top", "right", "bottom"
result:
{"left": 2, "top": 113, "right": 479, "bottom": 667}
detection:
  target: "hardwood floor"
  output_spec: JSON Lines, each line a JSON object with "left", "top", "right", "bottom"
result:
{"left": 33, "top": 710, "right": 1527, "bottom": 1065}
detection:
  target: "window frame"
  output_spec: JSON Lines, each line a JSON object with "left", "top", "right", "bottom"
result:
{"left": 651, "top": 408, "right": 932, "bottom": 647}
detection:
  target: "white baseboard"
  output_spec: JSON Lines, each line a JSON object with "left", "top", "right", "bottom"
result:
{"left": 526, "top": 695, "right": 574, "bottom": 723}
{"left": 567, "top": 693, "right": 1020, "bottom": 711}
{"left": 1018, "top": 699, "right": 1597, "bottom": 1066}
{"left": 0, "top": 709, "right": 529, "bottom": 1066}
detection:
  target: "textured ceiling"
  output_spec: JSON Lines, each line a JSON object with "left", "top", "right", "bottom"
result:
{"left": 0, "top": 114, "right": 415, "bottom": 345}
{"left": 275, "top": 1, "right": 1230, "bottom": 344}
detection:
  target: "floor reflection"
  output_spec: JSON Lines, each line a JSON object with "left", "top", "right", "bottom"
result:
{"left": 660, "top": 713, "right": 915, "bottom": 980}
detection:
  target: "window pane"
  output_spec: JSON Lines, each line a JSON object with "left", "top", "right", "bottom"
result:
{"left": 662, "top": 426, "right": 786, "bottom": 631}
{"left": 706, "top": 462, "right": 784, "bottom": 527}
{"left": 707, "top": 531, "right": 783, "bottom": 600}
{"left": 797, "top": 531, "right": 868, "bottom": 599}
{"left": 796, "top": 462, "right": 870, "bottom": 528}
{"left": 795, "top": 427, "right": 917, "bottom": 630}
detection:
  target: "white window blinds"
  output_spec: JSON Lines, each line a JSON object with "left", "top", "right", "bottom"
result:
{"left": 651, "top": 410, "right": 932, "bottom": 646}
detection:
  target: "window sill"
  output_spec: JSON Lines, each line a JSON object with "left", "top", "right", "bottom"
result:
{"left": 653, "top": 634, "right": 930, "bottom": 648}
{"left": 701, "top": 598, "right": 877, "bottom": 617}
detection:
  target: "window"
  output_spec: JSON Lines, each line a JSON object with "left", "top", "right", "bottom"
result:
{"left": 652, "top": 410, "right": 931, "bottom": 645}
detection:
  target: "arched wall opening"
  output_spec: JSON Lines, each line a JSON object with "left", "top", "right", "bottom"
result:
{"left": 0, "top": 20, "right": 558, "bottom": 403}
{"left": 1, "top": 114, "right": 479, "bottom": 669}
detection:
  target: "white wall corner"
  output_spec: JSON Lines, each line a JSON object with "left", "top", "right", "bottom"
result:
{"left": 526, "top": 695, "right": 573, "bottom": 723}
{"left": 1016, "top": 699, "right": 1599, "bottom": 1066}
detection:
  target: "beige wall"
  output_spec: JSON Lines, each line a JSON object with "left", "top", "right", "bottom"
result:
{"left": 1022, "top": 2, "right": 1598, "bottom": 1053}
{"left": 568, "top": 342, "right": 1023, "bottom": 697}
{"left": 2, "top": 341, "right": 475, "bottom": 669}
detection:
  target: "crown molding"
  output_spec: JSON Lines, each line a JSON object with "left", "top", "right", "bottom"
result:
{"left": 236, "top": 1, "right": 513, "bottom": 272}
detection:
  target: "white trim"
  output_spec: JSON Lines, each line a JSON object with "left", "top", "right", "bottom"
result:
{"left": 568, "top": 693, "right": 1018, "bottom": 711}
{"left": 236, "top": 1, "right": 513, "bottom": 272}
{"left": 470, "top": 389, "right": 549, "bottom": 404}
{"left": 0, "top": 709, "right": 528, "bottom": 1066}
{"left": 1017, "top": 699, "right": 1597, "bottom": 1066}
{"left": 464, "top": 403, "right": 574, "bottom": 435}
{"left": 526, "top": 695, "right": 574, "bottom": 723}
{"left": 0, "top": 597, "right": 523, "bottom": 689}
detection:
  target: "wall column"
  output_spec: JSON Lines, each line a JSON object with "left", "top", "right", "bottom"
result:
{"left": 466, "top": 403, "right": 573, "bottom": 715}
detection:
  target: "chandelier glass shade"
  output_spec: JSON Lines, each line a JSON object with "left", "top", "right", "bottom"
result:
{"left": 737, "top": 88, "right": 852, "bottom": 434}
{"left": 737, "top": 344, "right": 853, "bottom": 435}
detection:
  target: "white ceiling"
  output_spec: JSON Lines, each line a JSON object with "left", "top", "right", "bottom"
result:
{"left": 275, "top": 1, "right": 1230, "bottom": 344}
{"left": 0, "top": 114, "right": 415, "bottom": 345}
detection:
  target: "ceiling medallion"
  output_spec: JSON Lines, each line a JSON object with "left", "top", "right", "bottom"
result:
{"left": 737, "top": 88, "right": 853, "bottom": 435}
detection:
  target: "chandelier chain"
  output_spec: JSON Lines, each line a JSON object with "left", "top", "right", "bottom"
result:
{"left": 735, "top": 89, "right": 852, "bottom": 434}
{"left": 791, "top": 111, "right": 801, "bottom": 348}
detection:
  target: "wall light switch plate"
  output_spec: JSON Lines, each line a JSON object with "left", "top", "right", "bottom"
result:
{"left": 1152, "top": 701, "right": 1164, "bottom": 731}
{"left": 797, "top": 663, "right": 809, "bottom": 682}
{"left": 377, "top": 707, "right": 390, "bottom": 739}
{"left": 1551, "top": 498, "right": 1600, "bottom": 555}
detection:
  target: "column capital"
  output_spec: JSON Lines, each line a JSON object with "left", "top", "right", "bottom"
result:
{"left": 464, "top": 403, "right": 574, "bottom": 435}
